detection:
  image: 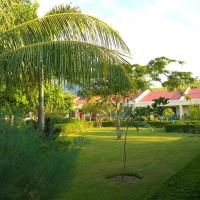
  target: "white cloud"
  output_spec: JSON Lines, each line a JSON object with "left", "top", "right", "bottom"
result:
{"left": 37, "top": 0, "right": 200, "bottom": 77}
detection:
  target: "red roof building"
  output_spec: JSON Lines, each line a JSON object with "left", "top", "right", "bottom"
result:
{"left": 140, "top": 91, "right": 181, "bottom": 102}
{"left": 130, "top": 88, "right": 200, "bottom": 119}
{"left": 187, "top": 88, "right": 200, "bottom": 99}
{"left": 74, "top": 88, "right": 200, "bottom": 120}
{"left": 74, "top": 97, "right": 86, "bottom": 108}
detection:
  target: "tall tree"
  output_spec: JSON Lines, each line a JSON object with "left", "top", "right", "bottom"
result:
{"left": 78, "top": 58, "right": 196, "bottom": 139}
{"left": 146, "top": 57, "right": 196, "bottom": 90}
{"left": 0, "top": 2, "right": 131, "bottom": 132}
{"left": 78, "top": 64, "right": 149, "bottom": 139}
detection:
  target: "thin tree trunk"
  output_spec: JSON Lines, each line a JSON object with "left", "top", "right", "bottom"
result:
{"left": 123, "top": 117, "right": 129, "bottom": 175}
{"left": 89, "top": 115, "right": 92, "bottom": 122}
{"left": 38, "top": 66, "right": 45, "bottom": 132}
{"left": 116, "top": 117, "right": 121, "bottom": 139}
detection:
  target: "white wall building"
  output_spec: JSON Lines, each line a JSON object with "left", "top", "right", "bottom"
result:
{"left": 129, "top": 88, "right": 200, "bottom": 119}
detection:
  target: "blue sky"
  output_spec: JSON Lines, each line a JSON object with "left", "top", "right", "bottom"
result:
{"left": 38, "top": 0, "right": 200, "bottom": 77}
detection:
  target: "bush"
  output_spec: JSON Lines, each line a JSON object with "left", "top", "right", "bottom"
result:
{"left": 100, "top": 120, "right": 151, "bottom": 128}
{"left": 101, "top": 121, "right": 114, "bottom": 127}
{"left": 0, "top": 121, "right": 81, "bottom": 199}
{"left": 127, "top": 120, "right": 151, "bottom": 127}
{"left": 46, "top": 116, "right": 78, "bottom": 126}
{"left": 165, "top": 123, "right": 200, "bottom": 134}
{"left": 188, "top": 104, "right": 200, "bottom": 120}
{"left": 56, "top": 120, "right": 94, "bottom": 134}
{"left": 147, "top": 121, "right": 172, "bottom": 128}
{"left": 94, "top": 119, "right": 200, "bottom": 129}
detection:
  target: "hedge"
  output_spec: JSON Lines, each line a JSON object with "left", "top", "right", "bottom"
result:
{"left": 48, "top": 116, "right": 78, "bottom": 125}
{"left": 147, "top": 120, "right": 200, "bottom": 128}
{"left": 101, "top": 121, "right": 114, "bottom": 127}
{"left": 165, "top": 124, "right": 200, "bottom": 134}
{"left": 55, "top": 121, "right": 94, "bottom": 135}
{"left": 147, "top": 121, "right": 172, "bottom": 128}
{"left": 100, "top": 120, "right": 151, "bottom": 128}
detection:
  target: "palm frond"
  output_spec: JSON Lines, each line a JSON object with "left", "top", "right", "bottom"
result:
{"left": 0, "top": 41, "right": 130, "bottom": 89}
{"left": 45, "top": 3, "right": 81, "bottom": 16}
{"left": 0, "top": 13, "right": 130, "bottom": 55}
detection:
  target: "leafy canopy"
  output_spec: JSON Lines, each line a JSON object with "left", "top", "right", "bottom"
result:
{"left": 0, "top": 83, "right": 75, "bottom": 118}
{"left": 163, "top": 108, "right": 175, "bottom": 118}
{"left": 0, "top": 0, "right": 39, "bottom": 32}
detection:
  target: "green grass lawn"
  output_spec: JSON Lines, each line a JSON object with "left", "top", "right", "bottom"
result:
{"left": 56, "top": 128, "right": 200, "bottom": 200}
{"left": 149, "top": 154, "right": 200, "bottom": 200}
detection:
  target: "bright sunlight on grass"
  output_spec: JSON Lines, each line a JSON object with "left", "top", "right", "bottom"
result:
{"left": 57, "top": 128, "right": 200, "bottom": 200}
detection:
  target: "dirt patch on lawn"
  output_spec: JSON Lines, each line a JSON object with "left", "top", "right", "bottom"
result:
{"left": 107, "top": 173, "right": 142, "bottom": 183}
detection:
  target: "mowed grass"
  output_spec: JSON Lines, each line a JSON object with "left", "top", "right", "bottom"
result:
{"left": 57, "top": 128, "right": 200, "bottom": 200}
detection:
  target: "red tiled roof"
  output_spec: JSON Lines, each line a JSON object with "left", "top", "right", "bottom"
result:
{"left": 74, "top": 96, "right": 101, "bottom": 106}
{"left": 140, "top": 91, "right": 181, "bottom": 102}
{"left": 74, "top": 98, "right": 86, "bottom": 105}
{"left": 74, "top": 88, "right": 200, "bottom": 105}
{"left": 188, "top": 88, "right": 200, "bottom": 99}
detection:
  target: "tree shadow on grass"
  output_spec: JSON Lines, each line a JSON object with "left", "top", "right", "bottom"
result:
{"left": 148, "top": 154, "right": 200, "bottom": 200}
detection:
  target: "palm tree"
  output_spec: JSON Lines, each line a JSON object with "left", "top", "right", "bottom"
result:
{"left": 0, "top": 3, "right": 131, "bottom": 132}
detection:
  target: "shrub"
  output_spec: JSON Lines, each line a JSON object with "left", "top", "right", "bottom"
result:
{"left": 56, "top": 120, "right": 94, "bottom": 134}
{"left": 0, "top": 121, "right": 80, "bottom": 199}
{"left": 46, "top": 116, "right": 78, "bottom": 125}
{"left": 147, "top": 121, "right": 172, "bottom": 128}
{"left": 101, "top": 121, "right": 114, "bottom": 127}
{"left": 163, "top": 108, "right": 175, "bottom": 120}
{"left": 188, "top": 105, "right": 200, "bottom": 120}
{"left": 100, "top": 120, "right": 151, "bottom": 128}
{"left": 165, "top": 123, "right": 200, "bottom": 134}
{"left": 127, "top": 120, "right": 151, "bottom": 128}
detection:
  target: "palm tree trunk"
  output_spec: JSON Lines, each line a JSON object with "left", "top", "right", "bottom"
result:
{"left": 38, "top": 66, "right": 45, "bottom": 132}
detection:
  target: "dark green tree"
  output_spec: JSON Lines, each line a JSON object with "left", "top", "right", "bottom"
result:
{"left": 78, "top": 64, "right": 149, "bottom": 139}
{"left": 146, "top": 57, "right": 196, "bottom": 90}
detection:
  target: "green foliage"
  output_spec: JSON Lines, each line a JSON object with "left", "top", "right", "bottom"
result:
{"left": 101, "top": 120, "right": 151, "bottom": 128}
{"left": 165, "top": 123, "right": 200, "bottom": 134}
{"left": 147, "top": 120, "right": 171, "bottom": 128}
{"left": 0, "top": 2, "right": 131, "bottom": 132}
{"left": 101, "top": 120, "right": 115, "bottom": 127}
{"left": 0, "top": 0, "right": 39, "bottom": 32}
{"left": 56, "top": 120, "right": 94, "bottom": 134}
{"left": 82, "top": 97, "right": 112, "bottom": 118}
{"left": 132, "top": 57, "right": 196, "bottom": 91}
{"left": 0, "top": 9, "right": 131, "bottom": 88}
{"left": 150, "top": 97, "right": 169, "bottom": 117}
{"left": 0, "top": 83, "right": 75, "bottom": 122}
{"left": 0, "top": 85, "right": 38, "bottom": 113}
{"left": 163, "top": 108, "right": 175, "bottom": 118}
{"left": 44, "top": 84, "right": 75, "bottom": 115}
{"left": 162, "top": 71, "right": 196, "bottom": 91}
{"left": 128, "top": 64, "right": 151, "bottom": 91}
{"left": 135, "top": 97, "right": 170, "bottom": 120}
{"left": 76, "top": 57, "right": 195, "bottom": 139}
{"left": 0, "top": 121, "right": 82, "bottom": 200}
{"left": 147, "top": 57, "right": 174, "bottom": 82}
{"left": 188, "top": 105, "right": 200, "bottom": 120}
{"left": 126, "top": 57, "right": 195, "bottom": 95}
{"left": 45, "top": 116, "right": 76, "bottom": 125}
{"left": 82, "top": 98, "right": 102, "bottom": 115}
{"left": 45, "top": 3, "right": 81, "bottom": 15}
